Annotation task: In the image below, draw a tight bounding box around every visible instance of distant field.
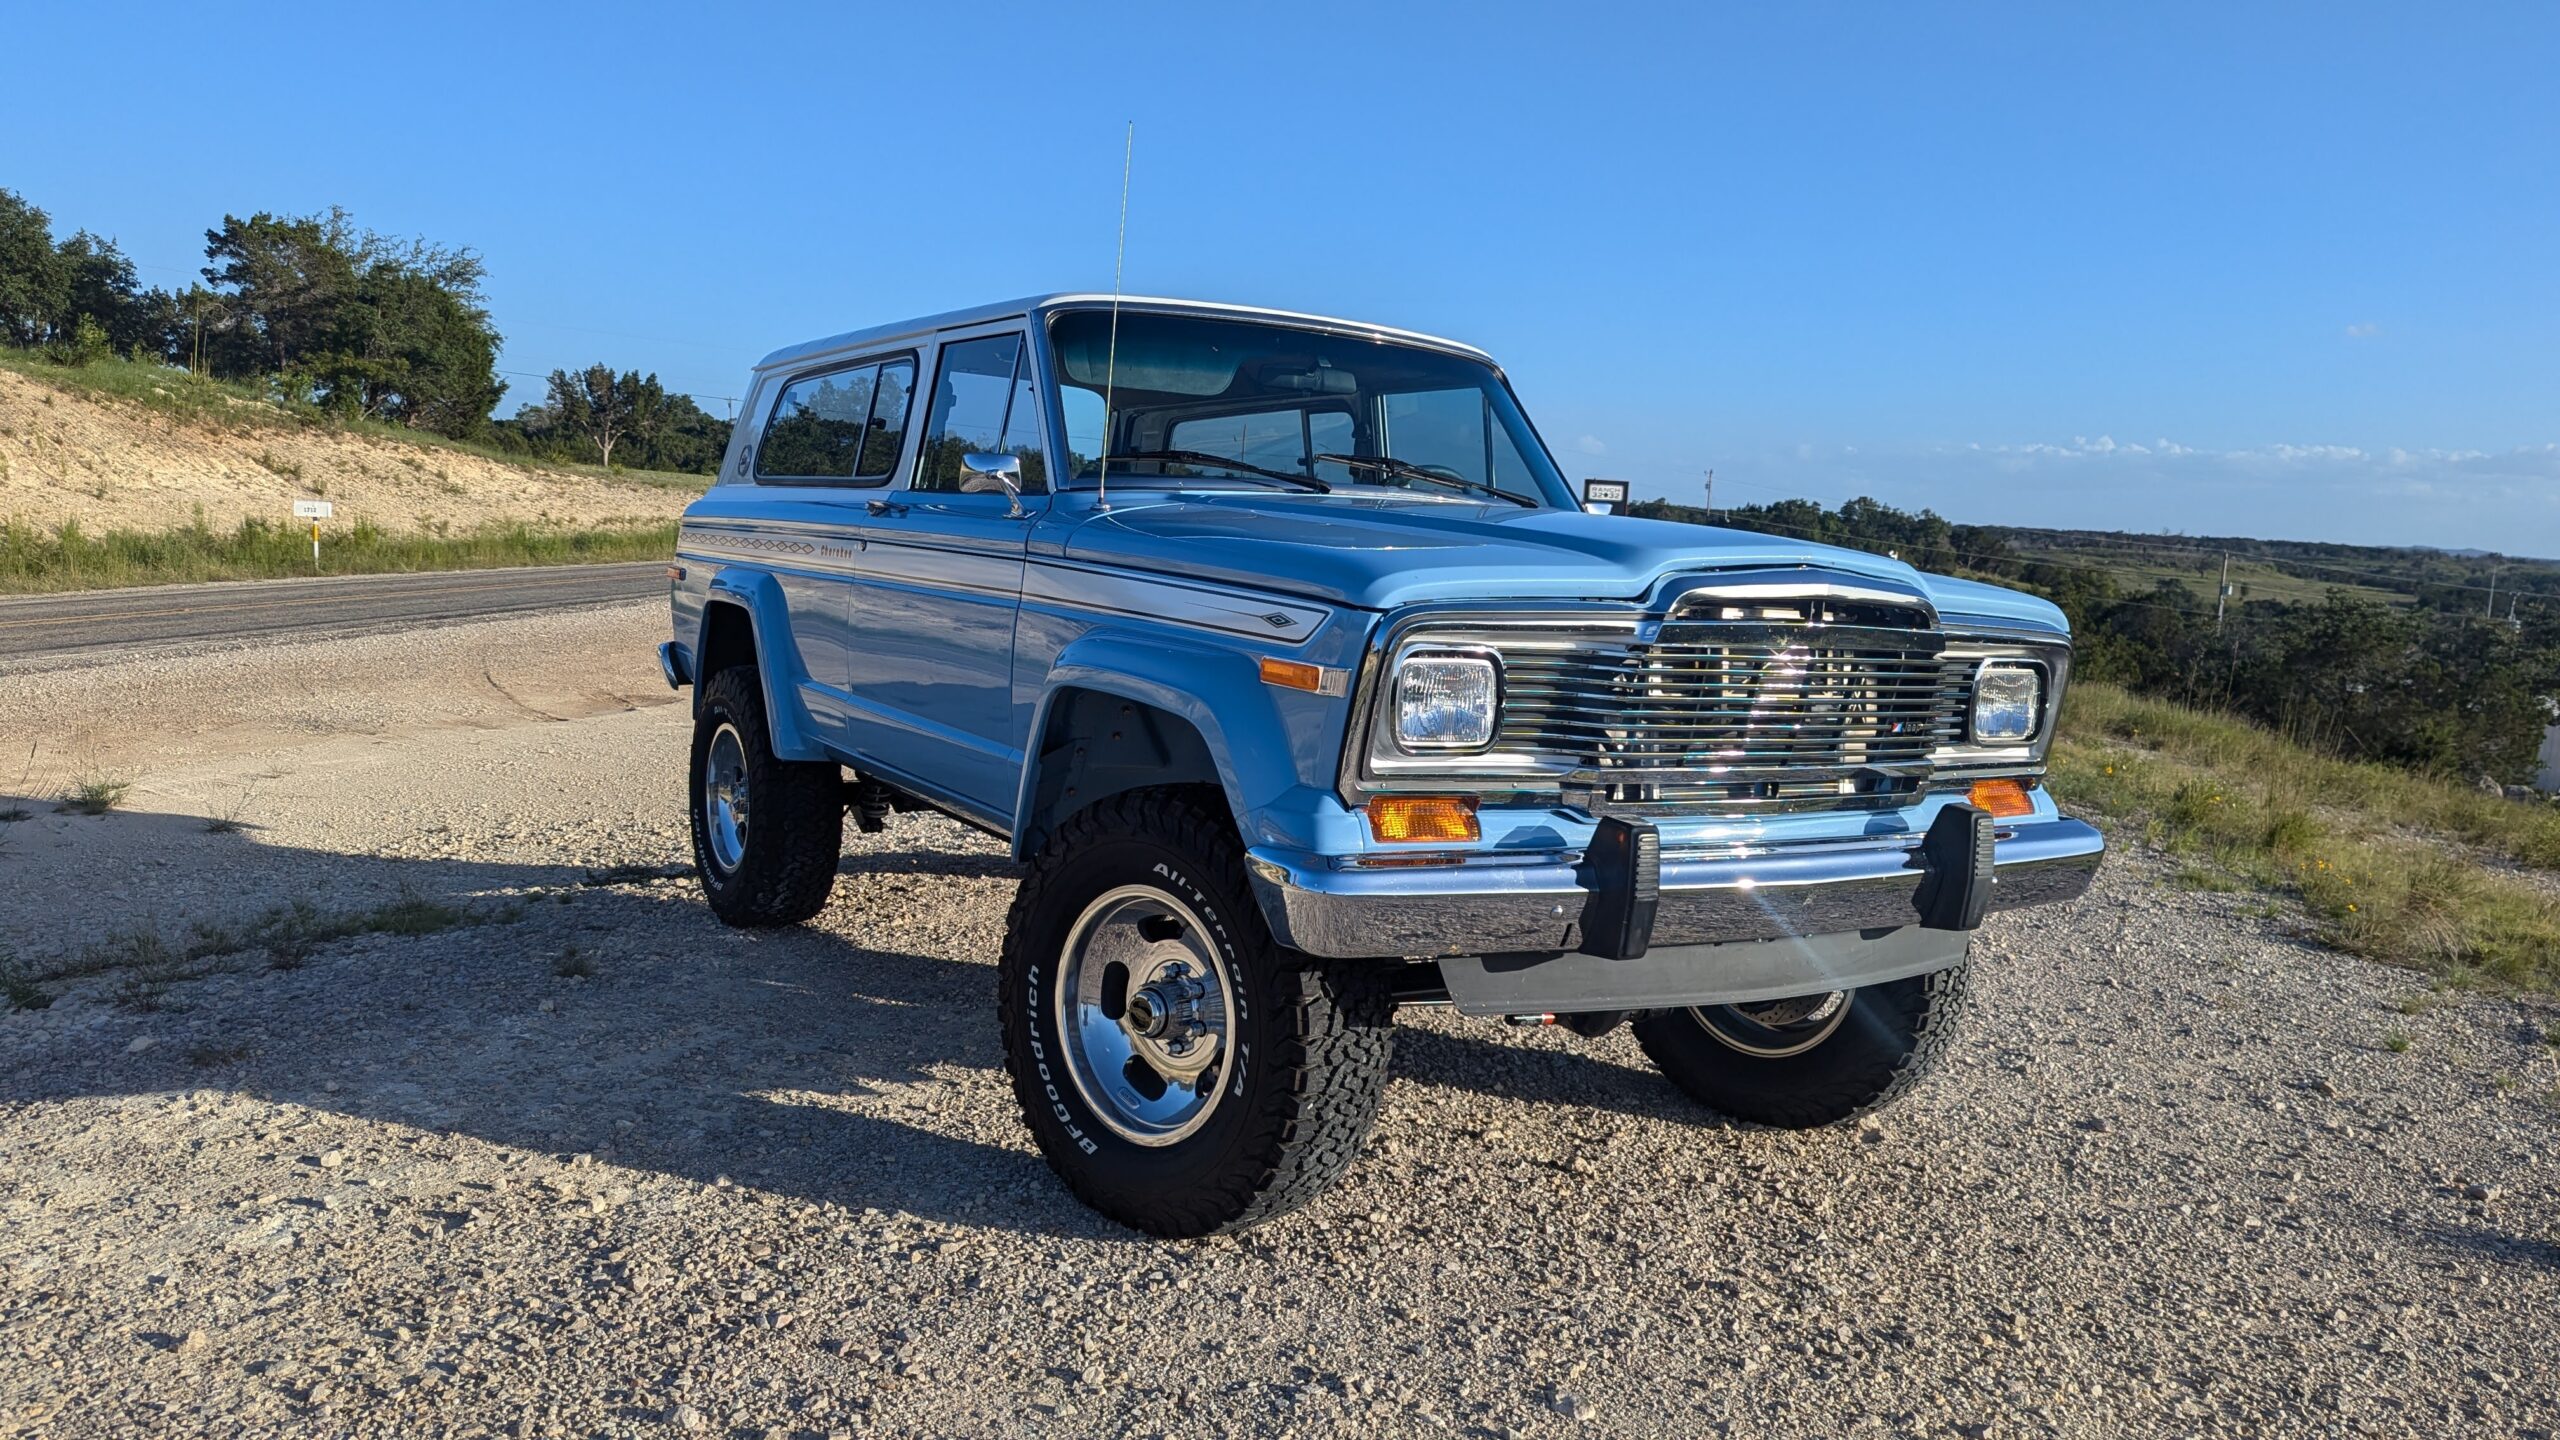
[2019,545,2414,608]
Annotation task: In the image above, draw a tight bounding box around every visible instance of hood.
[1058,494,2068,631]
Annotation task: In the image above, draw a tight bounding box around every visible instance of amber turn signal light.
[1259,656,1324,693]
[1366,795,1479,843]
[1967,778,2036,818]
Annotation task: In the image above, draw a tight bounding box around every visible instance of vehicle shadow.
[0,799,1698,1236]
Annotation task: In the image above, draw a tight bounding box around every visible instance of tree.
[55,231,140,348]
[549,364,637,468]
[195,206,504,434]
[0,189,67,348]
[201,210,360,373]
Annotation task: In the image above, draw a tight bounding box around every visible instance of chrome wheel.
[1055,885,1234,1146]
[1687,990,1852,1058]
[701,722,750,875]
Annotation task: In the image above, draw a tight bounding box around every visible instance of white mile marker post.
[293,498,333,567]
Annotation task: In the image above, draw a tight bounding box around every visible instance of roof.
[751,294,1495,374]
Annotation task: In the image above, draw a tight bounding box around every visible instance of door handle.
[866,499,908,517]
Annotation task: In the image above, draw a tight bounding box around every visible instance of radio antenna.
[1097,121,1134,511]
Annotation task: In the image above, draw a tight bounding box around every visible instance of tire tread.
[998,789,1392,1237]
[691,667,842,928]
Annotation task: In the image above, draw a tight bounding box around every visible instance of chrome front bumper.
[1244,816,2105,962]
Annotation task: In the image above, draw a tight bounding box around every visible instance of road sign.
[1582,478,1629,515]
[292,500,334,519]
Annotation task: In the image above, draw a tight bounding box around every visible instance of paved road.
[0,562,666,665]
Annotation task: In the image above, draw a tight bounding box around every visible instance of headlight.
[1971,663,2042,745]
[1395,652,1500,750]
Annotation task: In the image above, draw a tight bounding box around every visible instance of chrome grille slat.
[1478,616,1974,816]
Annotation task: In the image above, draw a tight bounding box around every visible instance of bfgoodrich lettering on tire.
[1632,954,1972,1128]
[688,666,843,928]
[998,789,1393,1238]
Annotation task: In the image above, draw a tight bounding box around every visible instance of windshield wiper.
[1100,450,1330,493]
[1311,454,1537,507]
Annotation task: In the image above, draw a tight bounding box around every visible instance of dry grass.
[57,774,133,815]
[31,891,522,1009]
[0,515,676,594]
[2051,683,2560,992]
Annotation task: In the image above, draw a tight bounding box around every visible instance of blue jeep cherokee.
[663,295,2103,1237]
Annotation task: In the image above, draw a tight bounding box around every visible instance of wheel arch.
[692,569,827,761]
[1013,683,1226,859]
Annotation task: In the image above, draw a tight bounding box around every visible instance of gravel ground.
[3,605,2556,1440]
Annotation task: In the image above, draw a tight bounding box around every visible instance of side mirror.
[960,452,1025,516]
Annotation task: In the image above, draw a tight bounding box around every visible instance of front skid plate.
[1436,925,1967,1017]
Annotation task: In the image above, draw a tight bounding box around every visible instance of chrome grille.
[1496,620,1970,815]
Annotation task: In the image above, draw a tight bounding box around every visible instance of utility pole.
[2214,554,2231,633]
[1703,468,1714,519]
[2486,565,2499,618]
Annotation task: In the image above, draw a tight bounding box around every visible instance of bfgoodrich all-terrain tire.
[1632,955,1972,1128]
[689,666,843,928]
[999,789,1394,1238]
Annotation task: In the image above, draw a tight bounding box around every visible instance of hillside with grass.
[0,354,698,591]
[2052,683,2560,992]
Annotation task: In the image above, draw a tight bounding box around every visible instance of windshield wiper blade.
[1311,453,1536,507]
[1102,450,1330,492]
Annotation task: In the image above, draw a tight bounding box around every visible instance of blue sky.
[5,1,2554,550]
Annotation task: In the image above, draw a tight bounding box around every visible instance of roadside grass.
[57,773,133,815]
[2051,682,2560,993]
[15,891,526,1011]
[0,514,676,594]
[0,349,703,494]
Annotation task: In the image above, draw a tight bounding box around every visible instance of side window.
[916,335,1024,493]
[1058,384,1106,476]
[859,358,914,479]
[755,365,877,481]
[1000,353,1047,492]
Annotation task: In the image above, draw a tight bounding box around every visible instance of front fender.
[700,567,827,762]
[1014,629,1350,859]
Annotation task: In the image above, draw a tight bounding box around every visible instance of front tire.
[999,790,1393,1238]
[688,666,843,928]
[1632,954,1972,1128]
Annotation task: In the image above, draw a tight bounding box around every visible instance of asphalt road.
[0,562,668,665]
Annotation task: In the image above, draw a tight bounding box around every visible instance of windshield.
[1044,309,1573,507]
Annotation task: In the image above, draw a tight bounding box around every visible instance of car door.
[733,353,917,747]
[841,327,1047,822]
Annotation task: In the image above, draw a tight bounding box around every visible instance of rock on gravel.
[2,605,2557,1439]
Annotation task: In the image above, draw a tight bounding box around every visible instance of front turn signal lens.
[1259,656,1324,692]
[1968,778,2036,818]
[1366,795,1479,843]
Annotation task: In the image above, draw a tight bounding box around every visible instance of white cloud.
[2344,322,2380,338]
[1575,434,1607,456]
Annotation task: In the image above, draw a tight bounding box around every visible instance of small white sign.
[293,500,334,519]
[1581,478,1629,514]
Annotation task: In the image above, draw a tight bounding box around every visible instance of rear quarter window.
[755,355,916,484]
